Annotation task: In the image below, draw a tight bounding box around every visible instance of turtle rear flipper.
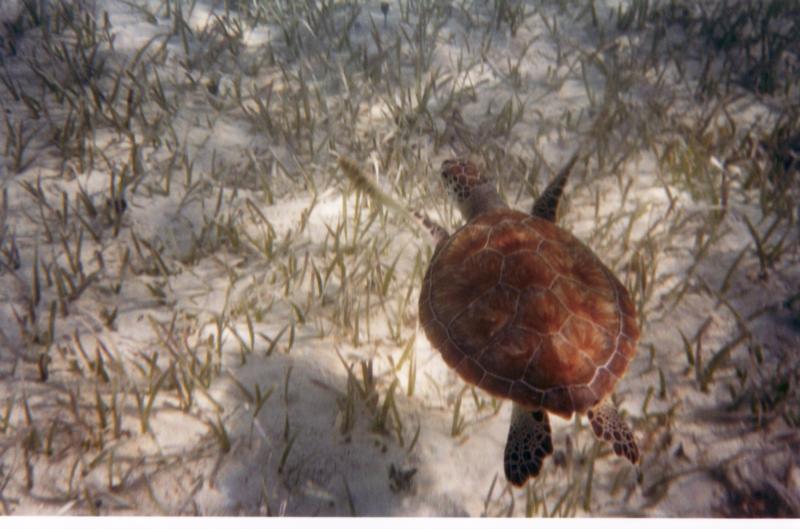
[504,404,553,486]
[587,402,639,464]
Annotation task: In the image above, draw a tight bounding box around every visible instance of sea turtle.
[417,156,640,487]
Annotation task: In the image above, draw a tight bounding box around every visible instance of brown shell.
[419,209,639,419]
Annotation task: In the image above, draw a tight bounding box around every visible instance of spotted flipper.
[504,404,553,487]
[587,402,639,464]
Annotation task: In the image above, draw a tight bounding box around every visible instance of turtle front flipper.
[413,211,449,247]
[587,402,639,464]
[504,404,553,487]
[530,152,580,222]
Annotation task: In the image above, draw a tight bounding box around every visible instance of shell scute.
[606,351,629,376]
[481,373,513,397]
[502,251,556,290]
[477,327,542,381]
[523,216,562,241]
[542,387,574,418]
[590,368,616,401]
[433,224,489,274]
[509,382,545,407]
[487,220,536,254]
[449,286,517,353]
[516,289,570,335]
[528,333,597,389]
[456,357,486,386]
[568,385,600,413]
[538,240,575,276]
[560,315,609,356]
[570,251,609,291]
[430,249,502,319]
[557,277,620,335]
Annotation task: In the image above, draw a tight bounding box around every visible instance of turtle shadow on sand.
[206,346,482,515]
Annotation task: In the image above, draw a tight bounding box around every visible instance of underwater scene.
[0,0,798,517]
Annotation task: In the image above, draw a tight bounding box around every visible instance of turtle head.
[440,159,506,220]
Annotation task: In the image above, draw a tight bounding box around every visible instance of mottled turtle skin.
[418,208,639,418]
